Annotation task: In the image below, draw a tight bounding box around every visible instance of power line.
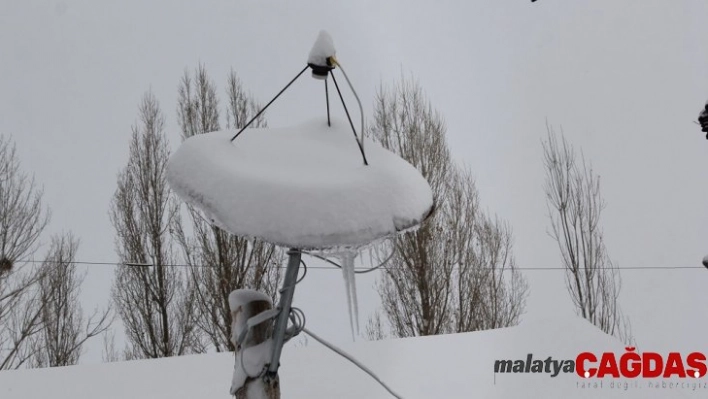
[13,258,706,271]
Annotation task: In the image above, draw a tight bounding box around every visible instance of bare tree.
[173,66,281,352]
[364,311,388,341]
[31,233,112,367]
[0,137,49,267]
[110,91,202,359]
[0,135,51,369]
[101,330,122,363]
[542,125,632,344]
[370,78,454,337]
[369,78,527,338]
[224,68,267,130]
[446,169,528,333]
[176,64,220,140]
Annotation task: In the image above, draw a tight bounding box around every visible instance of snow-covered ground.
[0,312,701,398]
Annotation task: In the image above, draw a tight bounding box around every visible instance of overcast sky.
[2,0,708,363]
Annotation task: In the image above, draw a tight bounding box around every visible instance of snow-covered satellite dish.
[169,31,421,397]
[167,118,433,250]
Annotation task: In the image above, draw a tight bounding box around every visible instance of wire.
[330,72,369,166]
[296,259,308,284]
[330,58,365,156]
[303,250,395,274]
[12,258,706,271]
[303,327,404,399]
[286,306,306,341]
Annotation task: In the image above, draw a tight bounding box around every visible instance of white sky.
[2,0,708,363]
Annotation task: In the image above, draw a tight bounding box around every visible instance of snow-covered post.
[229,290,279,399]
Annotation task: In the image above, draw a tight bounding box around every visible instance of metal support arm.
[264,248,302,382]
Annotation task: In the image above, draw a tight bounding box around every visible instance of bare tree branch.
[369,77,527,338]
[0,135,50,370]
[111,91,203,359]
[542,124,632,344]
[174,66,281,352]
[31,233,113,367]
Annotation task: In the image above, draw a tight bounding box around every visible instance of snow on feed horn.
[308,30,336,80]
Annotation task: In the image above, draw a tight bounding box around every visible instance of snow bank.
[167,118,434,250]
[0,314,698,398]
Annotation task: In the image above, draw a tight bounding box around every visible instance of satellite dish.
[166,30,432,398]
[167,118,433,250]
[167,29,433,251]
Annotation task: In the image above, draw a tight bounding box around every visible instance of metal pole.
[265,248,302,381]
[231,65,310,142]
[330,73,368,166]
[325,78,331,127]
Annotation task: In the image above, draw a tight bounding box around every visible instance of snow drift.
[0,314,700,398]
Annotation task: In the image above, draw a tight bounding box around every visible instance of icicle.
[338,250,359,341]
[348,251,360,336]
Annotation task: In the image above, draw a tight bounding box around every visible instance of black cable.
[302,250,394,274]
[296,259,308,284]
[230,65,310,142]
[330,72,369,165]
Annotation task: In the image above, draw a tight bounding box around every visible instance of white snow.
[230,339,273,396]
[228,289,273,349]
[228,289,272,313]
[307,30,336,67]
[167,118,434,251]
[0,312,700,398]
